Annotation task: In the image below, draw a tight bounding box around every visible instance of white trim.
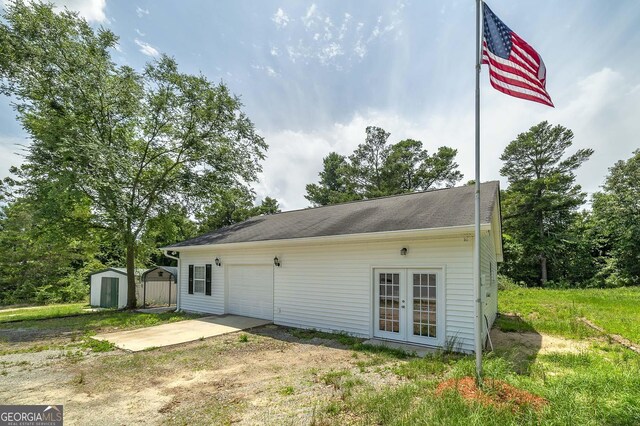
[193,265,206,294]
[372,266,446,347]
[163,224,493,252]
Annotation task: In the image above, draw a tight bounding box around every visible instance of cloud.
[254,67,640,210]
[272,8,290,29]
[0,0,109,22]
[0,137,28,180]
[135,28,146,37]
[134,39,159,57]
[270,46,279,56]
[301,4,317,29]
[274,2,405,69]
[136,6,149,17]
[251,64,279,77]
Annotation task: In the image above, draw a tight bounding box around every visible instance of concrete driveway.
[93,315,271,351]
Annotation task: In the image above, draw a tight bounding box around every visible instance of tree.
[305,152,360,206]
[499,121,593,286]
[591,150,640,286]
[347,126,390,198]
[0,195,101,303]
[304,127,463,206]
[196,188,280,233]
[382,140,462,194]
[0,2,267,307]
[255,196,281,215]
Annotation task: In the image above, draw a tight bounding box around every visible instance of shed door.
[100,277,119,308]
[228,265,273,320]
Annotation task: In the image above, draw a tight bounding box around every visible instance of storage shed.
[141,266,178,307]
[89,268,147,309]
[89,268,130,309]
[162,182,503,353]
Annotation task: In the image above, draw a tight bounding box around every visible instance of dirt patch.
[436,376,547,412]
[491,329,591,355]
[0,326,405,425]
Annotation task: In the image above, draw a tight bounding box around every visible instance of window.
[194,266,205,294]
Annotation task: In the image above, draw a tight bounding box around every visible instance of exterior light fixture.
[274,256,281,267]
[400,247,408,256]
[215,257,221,267]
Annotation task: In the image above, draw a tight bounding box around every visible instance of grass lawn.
[1,289,639,425]
[0,305,201,355]
[0,303,91,323]
[497,286,640,344]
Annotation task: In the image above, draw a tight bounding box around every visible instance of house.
[162,181,502,353]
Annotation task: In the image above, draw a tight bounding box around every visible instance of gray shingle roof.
[167,181,500,248]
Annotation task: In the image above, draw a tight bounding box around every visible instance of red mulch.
[436,377,547,412]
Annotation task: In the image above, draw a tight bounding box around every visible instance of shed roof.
[141,266,178,279]
[89,267,147,277]
[167,181,500,248]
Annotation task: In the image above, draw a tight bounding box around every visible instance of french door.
[374,268,443,346]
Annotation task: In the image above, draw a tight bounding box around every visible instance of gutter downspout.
[163,250,181,311]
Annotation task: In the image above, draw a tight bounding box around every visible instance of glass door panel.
[374,270,405,340]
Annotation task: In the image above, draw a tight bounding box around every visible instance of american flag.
[481,3,553,107]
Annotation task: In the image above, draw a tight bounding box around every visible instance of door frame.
[371,265,446,347]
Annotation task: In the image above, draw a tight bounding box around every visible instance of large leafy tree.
[305,127,463,206]
[591,150,640,286]
[500,121,593,286]
[0,2,267,307]
[0,193,102,303]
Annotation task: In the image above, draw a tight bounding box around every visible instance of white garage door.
[228,265,274,320]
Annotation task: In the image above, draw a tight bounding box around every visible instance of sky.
[1,0,639,211]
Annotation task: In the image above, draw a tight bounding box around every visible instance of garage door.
[228,265,274,320]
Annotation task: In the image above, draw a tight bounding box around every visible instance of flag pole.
[474,0,483,385]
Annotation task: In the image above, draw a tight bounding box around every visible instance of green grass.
[313,287,640,425]
[0,303,90,323]
[497,287,640,344]
[318,340,640,425]
[0,309,199,334]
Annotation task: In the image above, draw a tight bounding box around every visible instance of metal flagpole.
[474,0,483,385]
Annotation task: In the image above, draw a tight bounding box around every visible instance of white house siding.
[177,252,225,314]
[178,235,478,352]
[90,271,128,309]
[480,230,498,341]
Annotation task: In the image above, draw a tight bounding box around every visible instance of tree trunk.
[126,238,137,309]
[540,255,548,286]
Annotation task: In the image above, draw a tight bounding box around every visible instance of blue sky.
[1,0,639,210]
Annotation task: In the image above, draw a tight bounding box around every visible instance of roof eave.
[161,223,493,252]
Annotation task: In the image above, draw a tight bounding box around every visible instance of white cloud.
[251,64,279,77]
[136,6,149,17]
[270,46,279,56]
[277,2,405,69]
[302,4,317,29]
[272,8,290,29]
[135,28,146,37]
[0,137,28,180]
[60,0,107,22]
[254,68,640,210]
[1,0,109,22]
[134,39,159,57]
